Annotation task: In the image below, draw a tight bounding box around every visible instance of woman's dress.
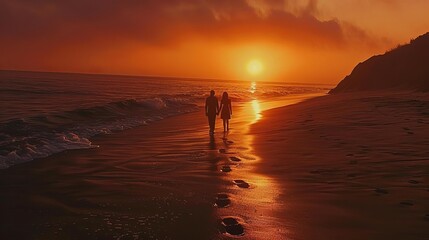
[221,99,231,120]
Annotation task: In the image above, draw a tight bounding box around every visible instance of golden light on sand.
[247,59,264,76]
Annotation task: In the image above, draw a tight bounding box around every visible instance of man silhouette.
[205,90,219,135]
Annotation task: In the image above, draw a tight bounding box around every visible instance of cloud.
[2,0,390,83]
[0,0,366,48]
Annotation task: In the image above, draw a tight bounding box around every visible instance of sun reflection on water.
[250,81,256,94]
[251,99,261,123]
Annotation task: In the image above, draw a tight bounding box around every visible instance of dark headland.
[330,32,429,93]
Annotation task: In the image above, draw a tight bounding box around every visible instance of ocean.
[0,70,329,169]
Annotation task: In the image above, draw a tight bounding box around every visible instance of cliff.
[330,32,429,93]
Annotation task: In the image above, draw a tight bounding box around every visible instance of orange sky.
[1,0,429,84]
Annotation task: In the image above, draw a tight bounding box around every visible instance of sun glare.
[247,59,264,76]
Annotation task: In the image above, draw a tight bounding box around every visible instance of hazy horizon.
[0,68,337,86]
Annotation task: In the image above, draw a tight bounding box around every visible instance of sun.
[247,59,264,76]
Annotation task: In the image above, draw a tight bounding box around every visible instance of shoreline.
[0,93,322,239]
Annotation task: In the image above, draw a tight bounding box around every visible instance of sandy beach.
[1,90,429,240]
[1,91,428,239]
[252,92,429,240]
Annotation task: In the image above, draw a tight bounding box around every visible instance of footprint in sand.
[233,180,250,188]
[400,201,414,206]
[229,156,241,162]
[219,149,226,154]
[221,165,232,172]
[374,188,389,194]
[402,127,414,134]
[349,160,358,165]
[221,217,244,236]
[408,180,420,184]
[215,194,231,208]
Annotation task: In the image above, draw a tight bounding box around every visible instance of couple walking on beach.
[205,90,232,135]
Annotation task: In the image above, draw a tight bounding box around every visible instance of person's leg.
[223,119,226,131]
[207,117,210,132]
[227,119,229,131]
[208,115,216,133]
[212,115,216,133]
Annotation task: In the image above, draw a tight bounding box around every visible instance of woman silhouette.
[219,92,232,132]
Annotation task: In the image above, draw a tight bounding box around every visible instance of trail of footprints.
[215,140,429,236]
[343,148,427,218]
[311,151,429,222]
[216,142,249,237]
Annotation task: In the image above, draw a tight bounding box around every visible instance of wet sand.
[252,92,429,240]
[0,111,221,239]
[0,93,321,239]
